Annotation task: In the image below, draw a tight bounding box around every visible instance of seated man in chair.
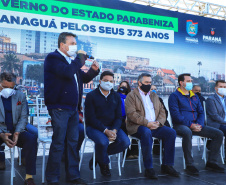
[169,73,224,175]
[0,72,38,185]
[206,80,226,163]
[85,71,130,176]
[125,73,179,179]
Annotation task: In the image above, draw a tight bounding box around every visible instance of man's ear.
[60,42,65,49]
[179,81,182,87]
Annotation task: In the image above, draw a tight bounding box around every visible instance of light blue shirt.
[57,49,79,95]
[216,93,226,121]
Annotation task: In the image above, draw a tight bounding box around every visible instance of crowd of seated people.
[0,71,225,185]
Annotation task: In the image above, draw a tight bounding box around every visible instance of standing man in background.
[44,32,99,185]
[192,85,206,108]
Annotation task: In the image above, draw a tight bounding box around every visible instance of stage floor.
[0,146,225,185]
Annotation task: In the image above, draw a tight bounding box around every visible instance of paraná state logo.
[210,28,215,36]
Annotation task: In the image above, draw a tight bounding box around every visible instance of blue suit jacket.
[206,93,226,128]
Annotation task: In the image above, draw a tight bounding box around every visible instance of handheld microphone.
[86,54,94,59]
[76,51,94,59]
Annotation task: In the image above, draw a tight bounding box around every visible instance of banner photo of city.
[0,0,225,99]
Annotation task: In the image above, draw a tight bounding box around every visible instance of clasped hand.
[190,124,202,132]
[147,121,160,130]
[0,132,19,148]
[104,129,117,141]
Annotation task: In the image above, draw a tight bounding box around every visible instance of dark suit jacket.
[206,93,226,128]
[44,49,99,111]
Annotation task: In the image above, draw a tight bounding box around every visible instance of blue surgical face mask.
[152,90,157,94]
[184,82,193,91]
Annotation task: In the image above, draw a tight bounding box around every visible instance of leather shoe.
[68,178,87,185]
[186,165,199,175]
[89,157,97,170]
[144,168,158,179]
[24,178,36,185]
[99,163,111,176]
[0,161,5,170]
[206,162,225,173]
[161,165,180,177]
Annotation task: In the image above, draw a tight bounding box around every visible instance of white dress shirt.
[138,87,156,122]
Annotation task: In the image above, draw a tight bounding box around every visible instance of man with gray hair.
[125,73,179,179]
[0,72,37,185]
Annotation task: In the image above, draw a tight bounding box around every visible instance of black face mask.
[196,92,201,97]
[140,83,151,93]
[118,86,128,94]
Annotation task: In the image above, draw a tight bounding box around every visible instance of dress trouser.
[174,125,223,166]
[45,109,80,183]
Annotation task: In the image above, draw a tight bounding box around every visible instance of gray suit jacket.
[0,90,28,133]
[206,93,226,128]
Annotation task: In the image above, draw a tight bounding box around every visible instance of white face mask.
[0,85,15,99]
[67,45,77,57]
[100,81,114,91]
[218,88,226,96]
